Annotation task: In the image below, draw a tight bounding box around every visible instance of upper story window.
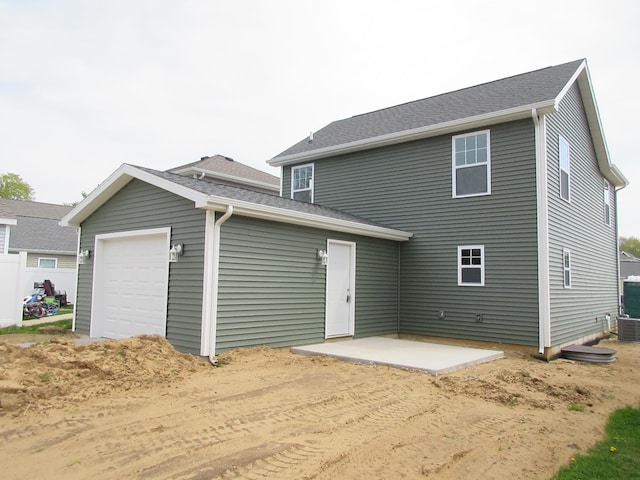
[458,245,485,286]
[603,180,611,226]
[559,136,570,202]
[562,249,572,288]
[452,130,491,198]
[291,164,314,203]
[38,257,57,268]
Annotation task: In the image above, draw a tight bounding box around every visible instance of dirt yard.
[1,334,639,480]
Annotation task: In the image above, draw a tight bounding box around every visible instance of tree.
[0,172,35,201]
[64,191,88,207]
[620,236,640,258]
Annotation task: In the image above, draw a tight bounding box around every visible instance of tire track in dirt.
[187,383,441,479]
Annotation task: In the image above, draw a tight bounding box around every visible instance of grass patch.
[552,406,640,479]
[0,318,72,335]
[568,403,585,412]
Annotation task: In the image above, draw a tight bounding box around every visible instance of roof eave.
[268,101,557,167]
[60,164,211,227]
[560,62,628,188]
[203,197,413,241]
[60,164,412,241]
[9,248,77,255]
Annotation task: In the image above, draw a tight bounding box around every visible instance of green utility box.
[623,280,640,318]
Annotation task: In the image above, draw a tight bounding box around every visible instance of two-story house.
[64,59,626,359]
[269,58,627,356]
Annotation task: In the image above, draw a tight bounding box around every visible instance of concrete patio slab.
[291,337,504,376]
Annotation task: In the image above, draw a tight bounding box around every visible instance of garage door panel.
[92,231,169,339]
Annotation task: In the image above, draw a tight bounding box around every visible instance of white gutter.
[268,100,557,167]
[8,248,77,255]
[207,205,233,365]
[533,109,552,354]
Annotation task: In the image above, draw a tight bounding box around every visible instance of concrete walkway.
[22,313,73,326]
[291,337,504,376]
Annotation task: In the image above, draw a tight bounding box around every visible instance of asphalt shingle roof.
[168,154,279,187]
[137,166,391,229]
[0,199,78,253]
[9,216,78,253]
[274,59,584,158]
[0,199,73,219]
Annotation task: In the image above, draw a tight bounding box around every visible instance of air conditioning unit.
[618,316,640,342]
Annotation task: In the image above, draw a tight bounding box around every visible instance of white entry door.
[91,228,170,339]
[325,240,355,338]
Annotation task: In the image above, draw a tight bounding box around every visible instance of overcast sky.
[1,0,638,237]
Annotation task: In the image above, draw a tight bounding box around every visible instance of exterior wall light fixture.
[317,249,329,266]
[78,249,91,265]
[169,244,184,263]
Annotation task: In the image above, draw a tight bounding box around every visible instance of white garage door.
[91,229,170,339]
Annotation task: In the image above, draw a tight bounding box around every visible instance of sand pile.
[0,335,206,413]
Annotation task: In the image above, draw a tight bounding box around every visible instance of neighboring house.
[0,199,79,302]
[0,201,18,254]
[167,154,280,194]
[269,59,627,357]
[63,59,626,359]
[1,199,77,268]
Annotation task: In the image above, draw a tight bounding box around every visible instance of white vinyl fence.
[0,252,27,327]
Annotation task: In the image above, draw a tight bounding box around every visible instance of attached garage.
[91,228,170,339]
[62,164,412,356]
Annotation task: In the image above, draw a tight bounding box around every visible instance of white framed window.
[603,180,611,226]
[562,249,572,288]
[458,245,485,286]
[559,136,570,202]
[38,257,57,268]
[452,130,491,198]
[291,164,314,202]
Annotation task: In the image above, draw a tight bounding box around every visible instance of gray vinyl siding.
[216,215,399,352]
[76,179,206,354]
[545,83,619,346]
[283,119,540,345]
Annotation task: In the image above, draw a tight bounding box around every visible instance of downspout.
[532,108,552,354]
[397,242,401,334]
[72,226,82,333]
[614,184,626,318]
[208,205,234,366]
